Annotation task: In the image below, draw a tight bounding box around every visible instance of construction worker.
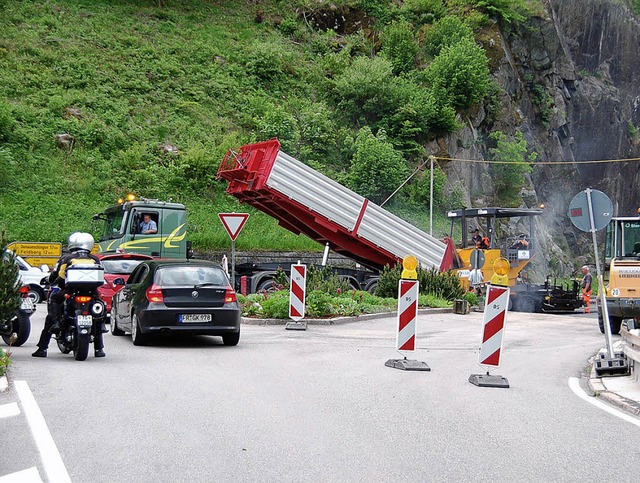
[581,265,592,314]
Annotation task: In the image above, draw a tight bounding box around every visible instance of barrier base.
[594,351,629,376]
[469,373,509,388]
[285,321,307,331]
[385,358,431,371]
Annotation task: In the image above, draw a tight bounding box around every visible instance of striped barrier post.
[469,283,510,388]
[286,263,307,331]
[385,255,430,371]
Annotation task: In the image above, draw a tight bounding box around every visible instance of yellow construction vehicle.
[447,207,582,313]
[598,208,640,334]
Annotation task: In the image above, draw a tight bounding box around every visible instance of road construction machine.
[598,209,640,334]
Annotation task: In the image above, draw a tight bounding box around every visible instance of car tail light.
[19,286,29,297]
[146,284,164,303]
[224,288,237,303]
[75,295,93,303]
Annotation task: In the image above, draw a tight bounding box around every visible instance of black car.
[110,259,241,346]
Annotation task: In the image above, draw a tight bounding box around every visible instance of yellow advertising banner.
[7,242,63,258]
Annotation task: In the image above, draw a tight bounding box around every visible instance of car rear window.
[101,259,147,274]
[155,266,227,286]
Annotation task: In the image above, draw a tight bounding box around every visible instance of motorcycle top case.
[65,264,105,289]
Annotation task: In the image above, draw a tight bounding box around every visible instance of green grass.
[0,0,525,252]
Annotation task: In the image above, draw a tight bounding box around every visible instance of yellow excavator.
[599,208,640,334]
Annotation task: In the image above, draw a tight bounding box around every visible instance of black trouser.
[37,289,104,351]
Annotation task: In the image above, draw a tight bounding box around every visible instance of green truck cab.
[92,198,189,258]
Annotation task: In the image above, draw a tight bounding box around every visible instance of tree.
[380,20,419,75]
[426,37,490,110]
[489,131,536,206]
[0,245,20,327]
[425,15,474,57]
[346,127,408,204]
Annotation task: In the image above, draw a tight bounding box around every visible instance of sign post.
[286,263,307,331]
[469,257,511,388]
[385,255,430,371]
[6,241,62,268]
[218,213,250,288]
[568,189,626,375]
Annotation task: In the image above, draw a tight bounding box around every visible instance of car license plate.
[20,298,34,311]
[77,315,93,327]
[180,314,212,323]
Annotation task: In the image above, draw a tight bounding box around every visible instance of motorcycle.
[46,264,107,361]
[1,285,35,347]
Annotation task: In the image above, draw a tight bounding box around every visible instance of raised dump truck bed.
[217,139,447,271]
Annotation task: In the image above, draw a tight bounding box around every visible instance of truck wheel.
[257,279,277,292]
[610,317,622,335]
[598,313,622,335]
[365,280,379,295]
[598,312,605,333]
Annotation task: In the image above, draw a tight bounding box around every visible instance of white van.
[4,251,51,304]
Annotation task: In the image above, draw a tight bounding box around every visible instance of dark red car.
[97,253,154,317]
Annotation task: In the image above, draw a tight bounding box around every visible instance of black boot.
[94,349,106,357]
[32,348,47,358]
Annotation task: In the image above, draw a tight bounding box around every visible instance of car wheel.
[131,313,148,346]
[110,308,125,336]
[223,331,240,346]
[27,286,42,304]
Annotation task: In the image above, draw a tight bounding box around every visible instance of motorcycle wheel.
[73,333,90,361]
[1,312,31,346]
[56,337,71,354]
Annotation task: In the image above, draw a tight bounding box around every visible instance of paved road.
[1,308,639,482]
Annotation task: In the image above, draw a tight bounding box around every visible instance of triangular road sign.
[218,213,250,241]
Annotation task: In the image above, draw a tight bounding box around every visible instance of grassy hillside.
[0,0,534,251]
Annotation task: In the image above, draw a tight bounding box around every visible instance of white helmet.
[68,232,94,252]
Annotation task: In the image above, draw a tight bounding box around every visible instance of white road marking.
[0,402,20,418]
[568,377,640,428]
[0,466,42,482]
[14,381,72,483]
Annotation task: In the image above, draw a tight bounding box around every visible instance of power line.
[432,156,640,165]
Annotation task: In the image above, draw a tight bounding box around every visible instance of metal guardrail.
[621,323,640,382]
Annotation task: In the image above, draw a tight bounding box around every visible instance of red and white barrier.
[478,284,510,367]
[396,280,419,351]
[289,264,306,321]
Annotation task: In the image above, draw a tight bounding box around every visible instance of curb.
[241,307,453,326]
[587,361,640,416]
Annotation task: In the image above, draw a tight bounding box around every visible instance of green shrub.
[346,126,408,204]
[376,264,465,301]
[463,290,478,306]
[425,15,474,57]
[489,130,536,206]
[470,0,530,24]
[0,348,11,377]
[0,248,21,327]
[380,20,419,75]
[426,37,490,110]
[258,290,290,319]
[400,0,446,24]
[305,290,336,317]
[307,265,352,294]
[333,56,397,124]
[419,267,465,300]
[418,292,451,308]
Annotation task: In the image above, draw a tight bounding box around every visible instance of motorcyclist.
[32,232,106,358]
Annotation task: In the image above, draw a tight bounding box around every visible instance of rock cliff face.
[436,0,640,277]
